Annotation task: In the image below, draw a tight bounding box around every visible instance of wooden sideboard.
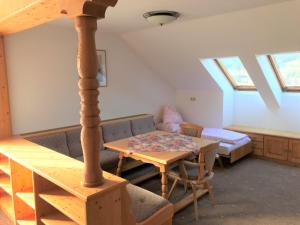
[226,125,300,165]
[0,137,134,225]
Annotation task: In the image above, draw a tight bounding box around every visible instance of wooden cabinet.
[288,139,300,164]
[246,133,264,156]
[227,125,300,166]
[264,136,289,160]
[0,138,129,225]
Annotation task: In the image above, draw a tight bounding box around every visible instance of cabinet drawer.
[253,148,263,156]
[253,141,263,149]
[247,133,264,142]
[288,139,300,164]
[264,136,288,160]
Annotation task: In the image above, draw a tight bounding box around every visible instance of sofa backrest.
[130,116,155,136]
[66,128,82,158]
[102,120,133,143]
[27,132,70,156]
[66,127,105,158]
[24,114,155,156]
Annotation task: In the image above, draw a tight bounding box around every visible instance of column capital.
[59,0,118,18]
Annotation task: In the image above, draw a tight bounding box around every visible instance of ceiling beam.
[240,54,281,110]
[0,0,117,35]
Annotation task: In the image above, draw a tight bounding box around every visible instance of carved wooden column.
[75,16,102,187]
[60,0,118,187]
[0,36,12,139]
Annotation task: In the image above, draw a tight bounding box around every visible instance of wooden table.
[104,131,218,211]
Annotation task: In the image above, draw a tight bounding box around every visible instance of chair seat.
[126,184,170,223]
[169,166,210,180]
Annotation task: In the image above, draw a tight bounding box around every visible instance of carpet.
[1,157,300,225]
[140,157,300,225]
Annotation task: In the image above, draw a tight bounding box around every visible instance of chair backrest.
[180,123,203,138]
[198,142,219,180]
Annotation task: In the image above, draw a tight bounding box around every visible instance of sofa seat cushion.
[122,164,156,182]
[27,133,70,156]
[127,184,170,223]
[76,149,119,172]
[102,121,132,143]
[131,116,155,135]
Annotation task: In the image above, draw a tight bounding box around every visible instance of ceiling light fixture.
[143,10,180,26]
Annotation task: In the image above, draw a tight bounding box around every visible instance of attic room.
[0,0,300,225]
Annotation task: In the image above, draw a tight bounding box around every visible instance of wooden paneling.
[288,139,300,164]
[264,136,288,161]
[242,132,264,156]
[0,36,11,139]
[0,0,118,35]
[230,142,253,163]
[227,126,300,165]
[227,125,300,140]
[0,140,134,225]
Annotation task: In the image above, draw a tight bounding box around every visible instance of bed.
[156,121,253,164]
[201,128,253,163]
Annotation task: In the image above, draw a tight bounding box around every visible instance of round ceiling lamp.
[143,10,180,26]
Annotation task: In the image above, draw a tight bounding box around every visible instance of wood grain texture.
[264,136,289,161]
[0,36,11,139]
[41,212,79,225]
[0,137,127,201]
[75,16,103,187]
[226,125,300,140]
[104,131,218,165]
[39,189,85,225]
[10,160,35,223]
[0,0,118,35]
[230,142,253,163]
[288,139,300,164]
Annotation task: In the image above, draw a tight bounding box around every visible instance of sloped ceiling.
[121,0,300,93]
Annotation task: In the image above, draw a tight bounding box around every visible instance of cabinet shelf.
[0,174,12,195]
[41,212,79,225]
[0,159,10,175]
[0,193,14,221]
[17,220,36,225]
[16,192,35,209]
[39,189,85,225]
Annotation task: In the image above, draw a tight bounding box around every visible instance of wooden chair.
[181,122,224,168]
[167,142,219,221]
[180,123,204,137]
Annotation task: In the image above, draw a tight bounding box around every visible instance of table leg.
[160,166,168,199]
[116,153,124,176]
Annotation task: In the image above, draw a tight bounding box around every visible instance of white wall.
[176,89,223,127]
[234,92,300,132]
[122,0,300,132]
[5,24,175,134]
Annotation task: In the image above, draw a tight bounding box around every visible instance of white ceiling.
[50,0,292,33]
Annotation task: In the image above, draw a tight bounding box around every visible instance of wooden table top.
[104,131,218,165]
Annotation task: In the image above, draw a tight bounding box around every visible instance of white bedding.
[218,137,251,156]
[202,128,248,144]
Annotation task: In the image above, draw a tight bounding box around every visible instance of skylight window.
[214,57,256,90]
[268,52,300,92]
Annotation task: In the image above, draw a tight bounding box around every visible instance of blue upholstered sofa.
[25,114,155,173]
[24,114,174,224]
